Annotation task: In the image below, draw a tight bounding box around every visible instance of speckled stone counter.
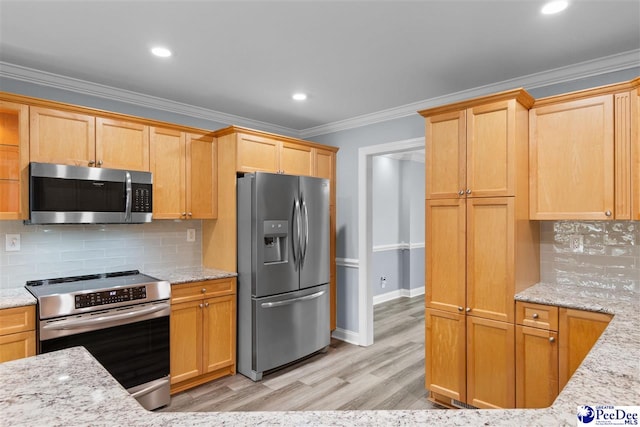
[146,267,237,285]
[0,287,36,309]
[0,282,637,426]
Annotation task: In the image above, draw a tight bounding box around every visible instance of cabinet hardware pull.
[97,160,103,166]
[88,160,95,166]
[458,190,465,196]
[199,303,204,308]
[532,313,539,319]
[549,337,555,343]
[201,288,206,293]
[188,212,192,217]
[181,212,187,217]
[458,306,464,312]
[466,189,471,194]
[605,210,612,217]
[466,307,471,312]
[205,302,209,307]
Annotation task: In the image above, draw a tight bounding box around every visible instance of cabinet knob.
[605,210,612,217]
[181,212,187,217]
[201,288,206,293]
[466,307,471,313]
[199,303,204,308]
[532,313,539,319]
[458,190,465,196]
[188,212,192,217]
[205,302,209,307]
[97,160,103,166]
[458,306,464,312]
[549,337,555,343]
[88,160,96,166]
[466,189,471,195]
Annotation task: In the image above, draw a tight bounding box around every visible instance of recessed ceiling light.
[541,1,569,15]
[151,47,172,58]
[292,93,308,101]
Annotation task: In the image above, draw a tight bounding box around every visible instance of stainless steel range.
[25,270,171,410]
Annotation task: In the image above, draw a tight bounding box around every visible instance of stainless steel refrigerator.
[237,172,330,381]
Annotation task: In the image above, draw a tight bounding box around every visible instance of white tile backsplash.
[540,220,640,292]
[0,220,203,289]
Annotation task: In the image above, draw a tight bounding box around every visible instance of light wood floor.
[161,295,444,412]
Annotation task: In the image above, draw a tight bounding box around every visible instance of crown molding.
[300,49,640,138]
[0,61,299,137]
[2,49,638,140]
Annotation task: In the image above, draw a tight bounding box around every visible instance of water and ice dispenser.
[263,220,288,264]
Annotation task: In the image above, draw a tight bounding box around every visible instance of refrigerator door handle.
[292,198,301,268]
[260,290,326,308]
[301,198,309,266]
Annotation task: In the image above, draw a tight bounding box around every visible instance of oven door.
[39,301,170,407]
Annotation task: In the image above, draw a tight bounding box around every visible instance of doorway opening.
[357,137,424,346]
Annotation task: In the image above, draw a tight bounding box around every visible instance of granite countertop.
[0,268,237,310]
[1,282,638,426]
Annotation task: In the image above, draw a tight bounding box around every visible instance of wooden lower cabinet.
[0,305,36,363]
[170,278,236,394]
[515,325,558,408]
[425,308,515,409]
[559,308,612,389]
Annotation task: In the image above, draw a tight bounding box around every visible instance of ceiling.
[1,0,639,134]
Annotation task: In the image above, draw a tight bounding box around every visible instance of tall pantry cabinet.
[420,90,540,409]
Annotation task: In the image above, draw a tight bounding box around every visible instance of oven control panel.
[75,286,147,309]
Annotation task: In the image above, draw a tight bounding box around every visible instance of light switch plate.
[6,234,20,252]
[186,229,196,242]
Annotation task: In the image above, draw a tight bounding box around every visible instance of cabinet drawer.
[0,305,35,336]
[171,279,236,303]
[516,302,558,331]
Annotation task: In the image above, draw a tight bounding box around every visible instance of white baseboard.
[331,328,360,345]
[373,286,425,305]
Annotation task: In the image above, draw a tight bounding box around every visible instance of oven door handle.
[42,303,169,330]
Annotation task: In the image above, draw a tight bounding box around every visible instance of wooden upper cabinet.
[150,127,186,219]
[30,106,96,166]
[151,127,217,220]
[314,148,334,180]
[0,101,29,219]
[30,107,151,171]
[96,117,149,171]
[422,91,532,200]
[281,141,313,176]
[530,79,639,220]
[187,132,217,219]
[236,133,280,173]
[530,95,614,220]
[425,110,466,199]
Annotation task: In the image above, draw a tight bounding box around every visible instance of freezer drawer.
[250,284,329,380]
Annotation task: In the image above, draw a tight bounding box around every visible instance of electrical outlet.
[569,234,583,253]
[5,234,20,252]
[380,276,387,288]
[186,229,196,242]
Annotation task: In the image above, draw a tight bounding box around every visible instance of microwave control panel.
[132,183,152,213]
[75,286,147,309]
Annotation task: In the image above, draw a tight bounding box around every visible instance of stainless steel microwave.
[26,162,153,225]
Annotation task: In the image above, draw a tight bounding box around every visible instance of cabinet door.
[0,331,35,363]
[187,132,217,219]
[515,325,558,408]
[530,95,614,220]
[466,197,514,323]
[150,127,186,219]
[314,148,334,180]
[170,300,203,384]
[558,308,611,389]
[466,316,515,409]
[30,107,96,166]
[96,117,149,171]
[466,100,514,197]
[202,295,236,373]
[0,101,28,219]
[425,199,466,314]
[281,141,313,176]
[425,110,466,199]
[425,308,466,403]
[236,133,279,173]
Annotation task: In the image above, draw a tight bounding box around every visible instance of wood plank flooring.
[161,296,444,412]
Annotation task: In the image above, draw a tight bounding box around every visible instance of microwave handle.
[125,171,132,222]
